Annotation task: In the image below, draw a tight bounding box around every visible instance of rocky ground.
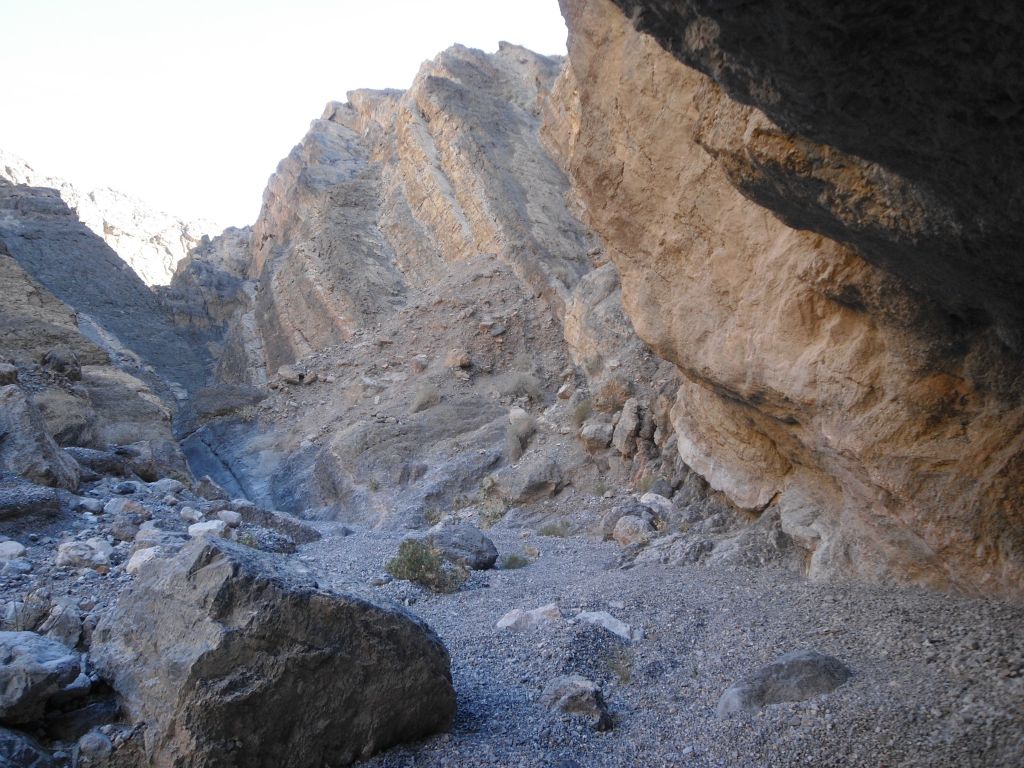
[301,510,1024,768]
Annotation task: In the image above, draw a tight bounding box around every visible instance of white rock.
[639,492,675,520]
[188,520,229,539]
[217,510,242,528]
[56,538,111,570]
[574,610,643,642]
[496,603,562,631]
[0,541,26,561]
[125,547,161,575]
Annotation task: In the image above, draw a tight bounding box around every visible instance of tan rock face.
[551,0,1024,594]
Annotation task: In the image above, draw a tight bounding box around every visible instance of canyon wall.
[0,150,212,286]
[548,0,1023,594]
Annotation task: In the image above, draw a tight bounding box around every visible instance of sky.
[0,0,568,230]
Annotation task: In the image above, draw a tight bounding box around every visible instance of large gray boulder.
[717,649,852,718]
[0,631,80,724]
[0,386,78,490]
[91,537,455,767]
[411,520,498,570]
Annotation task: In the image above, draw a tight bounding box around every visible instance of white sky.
[0,0,568,230]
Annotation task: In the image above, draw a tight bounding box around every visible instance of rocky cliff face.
[176,43,680,526]
[549,0,1023,594]
[0,150,212,286]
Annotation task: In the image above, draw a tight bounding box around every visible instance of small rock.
[195,475,229,501]
[411,521,498,570]
[612,515,655,547]
[0,363,18,385]
[496,603,562,631]
[611,398,641,456]
[77,729,113,762]
[188,520,229,539]
[148,478,184,495]
[277,364,303,384]
[216,510,242,528]
[540,675,612,731]
[574,611,642,643]
[74,497,104,514]
[2,559,32,576]
[39,601,81,648]
[717,649,852,719]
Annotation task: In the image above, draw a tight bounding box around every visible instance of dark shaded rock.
[0,726,53,767]
[0,475,59,523]
[194,474,228,501]
[62,448,129,478]
[0,631,80,724]
[610,0,1024,350]
[92,537,456,767]
[44,698,119,742]
[717,649,852,718]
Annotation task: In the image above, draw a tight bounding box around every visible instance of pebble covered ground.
[302,522,1024,768]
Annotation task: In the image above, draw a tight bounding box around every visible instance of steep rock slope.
[177,43,678,527]
[0,178,210,406]
[0,150,212,286]
[549,0,1023,594]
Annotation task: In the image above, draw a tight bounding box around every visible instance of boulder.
[639,492,674,521]
[491,455,564,505]
[0,386,78,490]
[124,547,161,576]
[412,521,497,570]
[216,509,241,528]
[91,537,455,767]
[0,631,80,724]
[0,541,26,561]
[599,499,647,540]
[612,515,655,547]
[579,421,613,452]
[540,675,613,731]
[0,726,53,767]
[717,649,852,719]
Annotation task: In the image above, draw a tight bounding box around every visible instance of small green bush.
[386,539,466,593]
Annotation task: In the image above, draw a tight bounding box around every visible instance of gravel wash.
[300,523,1024,768]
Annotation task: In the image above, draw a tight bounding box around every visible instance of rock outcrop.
[548,0,1024,595]
[0,150,212,286]
[92,537,456,767]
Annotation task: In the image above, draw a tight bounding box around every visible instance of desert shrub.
[411,381,440,413]
[538,520,571,538]
[385,539,466,593]
[504,413,537,462]
[499,553,530,570]
[493,371,542,401]
[570,398,593,428]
